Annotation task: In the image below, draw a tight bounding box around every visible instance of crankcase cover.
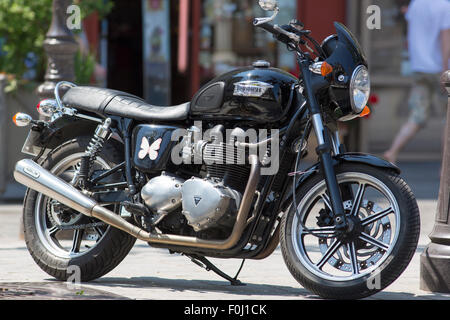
[141,173,184,214]
[181,178,240,232]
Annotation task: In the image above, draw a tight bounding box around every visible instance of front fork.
[311,113,348,231]
[297,55,349,231]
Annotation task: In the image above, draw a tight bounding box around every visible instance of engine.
[140,125,250,234]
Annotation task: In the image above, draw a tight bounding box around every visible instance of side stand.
[186,254,246,286]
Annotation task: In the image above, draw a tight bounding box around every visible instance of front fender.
[334,152,400,174]
[280,152,399,212]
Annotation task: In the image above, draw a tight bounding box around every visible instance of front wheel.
[280,163,420,299]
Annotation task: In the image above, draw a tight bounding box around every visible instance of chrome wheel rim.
[35,153,111,259]
[291,172,400,281]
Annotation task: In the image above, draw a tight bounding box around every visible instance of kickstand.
[186,254,246,286]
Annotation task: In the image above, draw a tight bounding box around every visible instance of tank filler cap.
[252,60,271,68]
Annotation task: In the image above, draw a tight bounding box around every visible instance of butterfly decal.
[138,137,163,161]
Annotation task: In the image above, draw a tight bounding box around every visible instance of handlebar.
[254,19,325,59]
[254,20,283,38]
[254,20,306,47]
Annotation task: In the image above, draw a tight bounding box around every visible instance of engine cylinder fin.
[203,142,246,165]
[203,142,250,193]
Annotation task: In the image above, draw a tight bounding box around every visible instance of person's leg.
[383,121,421,163]
[384,74,430,164]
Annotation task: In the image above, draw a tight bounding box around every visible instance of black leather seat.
[62,86,190,121]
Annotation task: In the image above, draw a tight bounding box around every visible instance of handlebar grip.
[254,20,290,44]
[254,20,279,35]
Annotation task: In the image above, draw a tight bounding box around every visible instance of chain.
[46,198,106,231]
[55,221,106,231]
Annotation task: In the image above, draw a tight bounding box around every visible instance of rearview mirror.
[259,0,278,11]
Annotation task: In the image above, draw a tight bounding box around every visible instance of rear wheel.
[23,137,136,282]
[280,163,420,299]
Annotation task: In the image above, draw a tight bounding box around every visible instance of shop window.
[198,0,297,86]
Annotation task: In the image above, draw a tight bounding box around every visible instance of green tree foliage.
[0,0,113,91]
[74,50,95,85]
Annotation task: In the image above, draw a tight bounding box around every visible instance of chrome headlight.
[350,65,370,114]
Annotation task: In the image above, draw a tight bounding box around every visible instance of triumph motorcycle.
[12,0,420,299]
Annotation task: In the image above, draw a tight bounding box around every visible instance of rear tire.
[23,137,136,282]
[280,163,420,299]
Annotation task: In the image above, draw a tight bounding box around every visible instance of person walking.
[383,0,450,164]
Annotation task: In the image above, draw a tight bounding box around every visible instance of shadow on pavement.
[91,276,317,299]
[370,290,450,300]
[91,275,450,300]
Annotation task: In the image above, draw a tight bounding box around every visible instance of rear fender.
[37,115,99,149]
[27,115,124,161]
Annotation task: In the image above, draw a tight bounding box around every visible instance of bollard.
[420,70,450,293]
[36,0,78,101]
[0,74,6,195]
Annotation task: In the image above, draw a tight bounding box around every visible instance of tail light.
[37,99,58,117]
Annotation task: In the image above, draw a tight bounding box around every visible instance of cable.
[292,118,336,239]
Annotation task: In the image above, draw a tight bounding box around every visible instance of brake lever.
[289,19,305,31]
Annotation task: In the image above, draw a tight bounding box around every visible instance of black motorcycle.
[12,0,420,299]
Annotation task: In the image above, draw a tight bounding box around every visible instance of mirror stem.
[253,7,279,26]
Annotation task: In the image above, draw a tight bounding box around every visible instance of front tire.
[280,163,420,299]
[23,137,136,282]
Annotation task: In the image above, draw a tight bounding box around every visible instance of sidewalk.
[0,161,449,300]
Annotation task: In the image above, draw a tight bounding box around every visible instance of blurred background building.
[0,0,444,199]
[100,0,444,158]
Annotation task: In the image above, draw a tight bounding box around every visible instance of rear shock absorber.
[73,118,112,187]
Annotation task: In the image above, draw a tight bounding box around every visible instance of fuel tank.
[191,63,299,123]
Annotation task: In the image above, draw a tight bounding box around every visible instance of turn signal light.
[12,113,33,127]
[320,62,333,76]
[360,106,371,117]
[309,61,334,77]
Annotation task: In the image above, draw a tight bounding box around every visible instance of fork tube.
[312,113,347,230]
[299,56,348,230]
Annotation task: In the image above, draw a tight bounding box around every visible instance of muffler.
[14,157,260,250]
[14,159,148,240]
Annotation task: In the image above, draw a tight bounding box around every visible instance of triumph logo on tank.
[233,81,274,98]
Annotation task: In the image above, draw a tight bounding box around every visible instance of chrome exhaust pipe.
[14,156,260,250]
[14,159,147,239]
